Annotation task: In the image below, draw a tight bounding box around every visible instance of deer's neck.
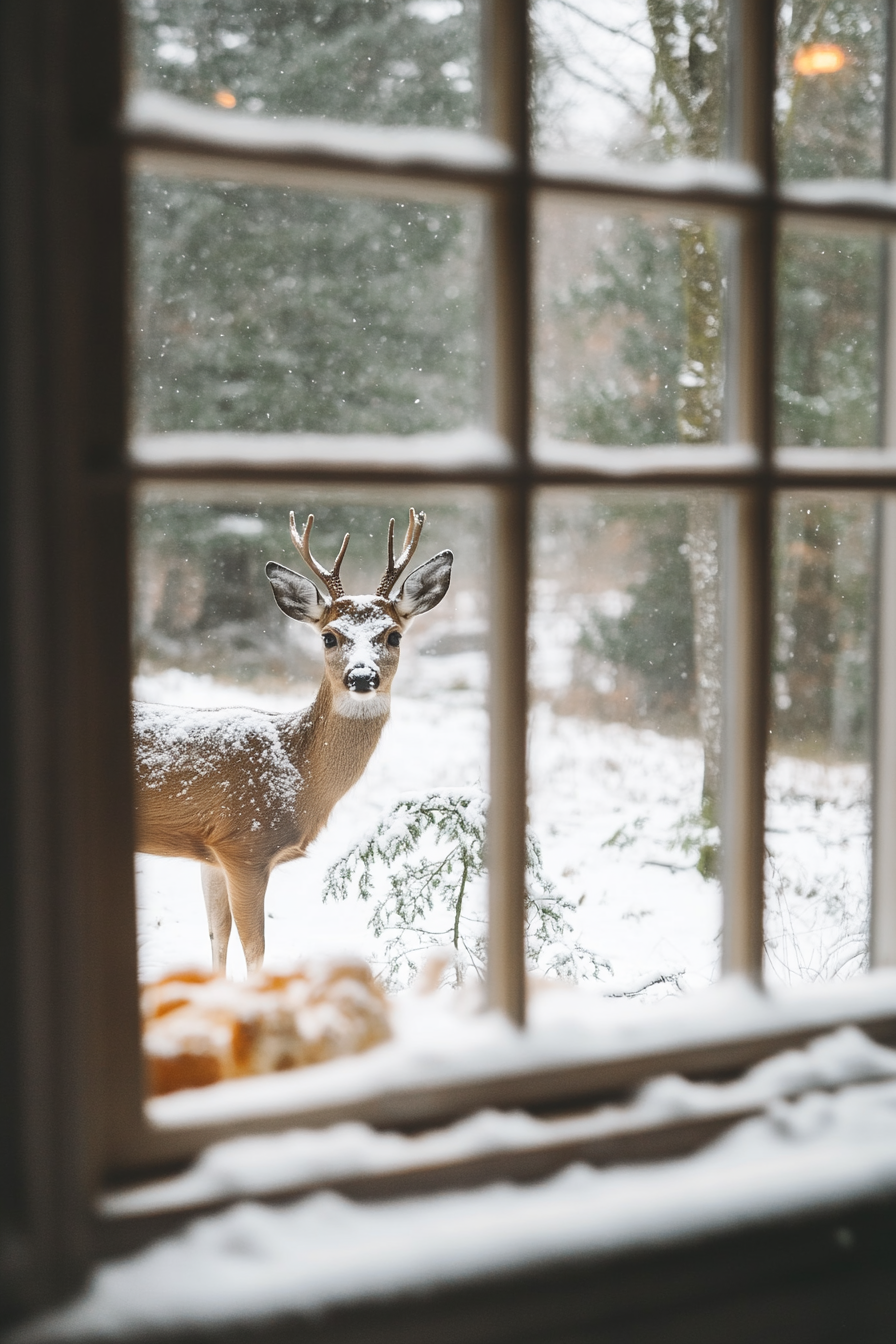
[289,680,390,835]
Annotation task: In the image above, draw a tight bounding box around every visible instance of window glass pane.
[131,175,484,442]
[133,487,490,1094]
[776,226,883,448]
[766,493,873,986]
[127,0,480,128]
[776,1,887,181]
[531,0,730,163]
[535,199,730,448]
[528,489,722,1000]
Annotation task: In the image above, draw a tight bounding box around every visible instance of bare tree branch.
[553,0,655,53]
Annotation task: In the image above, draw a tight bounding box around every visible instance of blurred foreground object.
[142,959,391,1096]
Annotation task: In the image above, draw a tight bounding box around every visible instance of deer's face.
[265,510,453,719]
[319,597,404,717]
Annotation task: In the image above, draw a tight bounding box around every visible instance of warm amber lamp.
[793,43,847,76]
[214,89,238,108]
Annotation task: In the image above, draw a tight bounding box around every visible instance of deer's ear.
[394,550,453,620]
[265,562,329,625]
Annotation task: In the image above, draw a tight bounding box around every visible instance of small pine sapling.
[323,788,609,989]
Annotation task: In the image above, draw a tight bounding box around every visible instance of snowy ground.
[133,657,870,1001]
[765,754,870,984]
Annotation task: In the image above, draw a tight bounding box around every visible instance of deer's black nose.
[346,668,380,693]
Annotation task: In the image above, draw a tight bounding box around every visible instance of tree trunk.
[676,220,724,817]
[646,1,727,821]
[685,495,722,814]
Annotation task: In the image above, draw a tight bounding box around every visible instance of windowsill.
[125,90,515,178]
[101,1011,896,1232]
[27,1017,896,1342]
[129,428,513,476]
[135,972,896,1164]
[532,438,760,479]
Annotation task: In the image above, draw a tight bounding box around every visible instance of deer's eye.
[387,630,402,648]
[322,631,338,649]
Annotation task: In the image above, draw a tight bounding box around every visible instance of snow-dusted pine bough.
[323,787,610,990]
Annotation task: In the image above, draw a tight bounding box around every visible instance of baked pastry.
[142,960,390,1096]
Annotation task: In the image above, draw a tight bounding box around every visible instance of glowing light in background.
[793,44,847,76]
[214,90,238,108]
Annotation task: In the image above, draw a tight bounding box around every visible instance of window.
[6,0,896,1310]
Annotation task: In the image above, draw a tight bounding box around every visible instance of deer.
[133,509,452,974]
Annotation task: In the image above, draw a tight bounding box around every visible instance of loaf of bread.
[142,960,391,1096]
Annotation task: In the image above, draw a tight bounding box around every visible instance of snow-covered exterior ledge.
[125,90,514,182]
[142,974,896,1141]
[130,433,768,484]
[103,1026,896,1221]
[535,151,763,203]
[129,428,514,476]
[14,1028,896,1342]
[781,176,896,217]
[775,446,896,478]
[533,438,761,479]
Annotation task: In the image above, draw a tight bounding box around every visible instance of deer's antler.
[377,508,426,598]
[289,512,350,601]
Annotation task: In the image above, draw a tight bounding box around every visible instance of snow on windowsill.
[775,446,896,474]
[125,91,514,176]
[144,971,896,1132]
[533,438,761,476]
[535,151,763,198]
[130,428,513,473]
[16,1029,896,1341]
[781,177,896,212]
[104,1024,896,1219]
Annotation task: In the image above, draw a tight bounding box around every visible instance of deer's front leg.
[222,862,269,974]
[201,863,231,974]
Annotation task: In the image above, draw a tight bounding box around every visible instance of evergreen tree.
[324,788,610,988]
[777,230,882,449]
[132,179,482,436]
[772,496,873,758]
[579,498,695,725]
[559,215,685,447]
[129,2,483,433]
[129,0,480,126]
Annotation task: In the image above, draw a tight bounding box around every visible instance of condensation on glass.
[765,492,874,986]
[132,484,491,992]
[126,0,481,128]
[530,0,730,163]
[527,488,723,999]
[776,225,884,448]
[776,1,888,181]
[130,175,484,441]
[534,198,731,449]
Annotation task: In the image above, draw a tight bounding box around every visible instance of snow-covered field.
[133,656,870,1000]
